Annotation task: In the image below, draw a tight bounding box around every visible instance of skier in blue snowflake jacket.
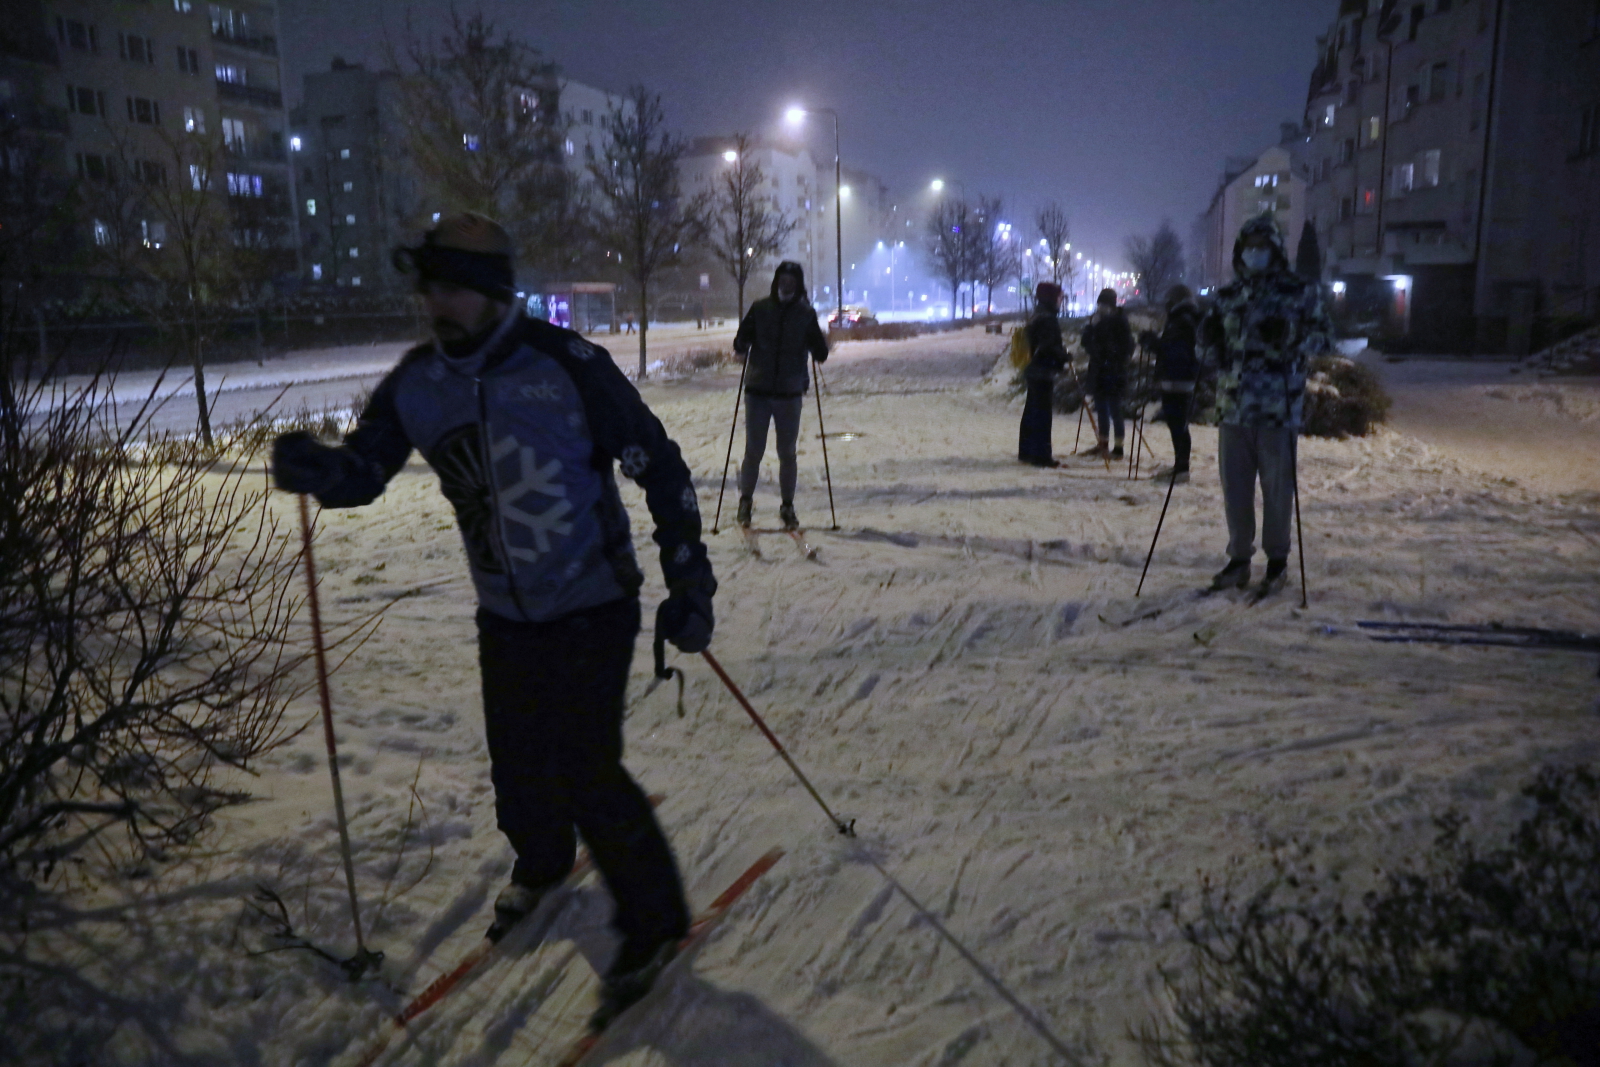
[270,213,711,1030]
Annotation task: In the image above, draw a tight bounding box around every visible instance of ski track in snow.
[8,329,1600,1066]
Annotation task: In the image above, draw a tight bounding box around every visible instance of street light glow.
[930,178,944,192]
[840,185,851,198]
[784,105,807,125]
[722,149,738,163]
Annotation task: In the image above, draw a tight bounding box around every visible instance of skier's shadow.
[548,884,838,1067]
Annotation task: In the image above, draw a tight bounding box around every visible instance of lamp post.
[930,178,967,316]
[786,105,842,317]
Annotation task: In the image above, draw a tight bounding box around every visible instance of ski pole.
[1293,434,1308,609]
[700,649,854,837]
[812,358,839,530]
[1136,391,1193,597]
[710,346,751,533]
[298,495,382,980]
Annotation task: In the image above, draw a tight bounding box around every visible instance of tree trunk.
[737,278,745,323]
[636,280,648,380]
[191,297,211,446]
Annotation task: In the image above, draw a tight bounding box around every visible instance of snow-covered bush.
[1302,354,1390,438]
[1138,765,1600,1067]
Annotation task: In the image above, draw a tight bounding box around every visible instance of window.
[176,46,199,74]
[305,197,316,216]
[1391,162,1415,196]
[211,5,250,38]
[335,147,348,159]
[183,105,205,133]
[1346,80,1360,105]
[190,163,207,190]
[221,116,245,150]
[75,153,110,182]
[348,247,359,258]
[215,64,244,84]
[119,33,155,63]
[1409,4,1425,41]
[1254,173,1280,188]
[1437,0,1452,10]
[67,86,108,117]
[1422,149,1441,187]
[174,0,193,12]
[1360,187,1377,214]
[584,142,595,162]
[1340,196,1353,220]
[1367,115,1382,144]
[126,97,161,125]
[1323,104,1337,127]
[141,219,166,247]
[1405,83,1421,113]
[1429,62,1449,102]
[581,109,593,124]
[341,180,353,192]
[350,276,361,287]
[344,213,355,224]
[564,138,575,156]
[1340,138,1355,163]
[92,219,111,246]
[1581,105,1600,157]
[226,171,263,197]
[462,133,479,151]
[135,159,166,185]
[311,263,323,280]
[57,19,97,53]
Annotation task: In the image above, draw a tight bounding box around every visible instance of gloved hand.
[656,580,714,654]
[271,431,340,496]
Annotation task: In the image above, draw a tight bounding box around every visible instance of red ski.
[551,848,784,1067]
[349,797,662,1067]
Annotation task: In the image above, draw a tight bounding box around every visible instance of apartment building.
[1,0,296,284]
[1302,0,1600,352]
[291,63,625,295]
[1196,131,1310,293]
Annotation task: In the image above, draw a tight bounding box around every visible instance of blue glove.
[271,431,340,496]
[656,581,714,654]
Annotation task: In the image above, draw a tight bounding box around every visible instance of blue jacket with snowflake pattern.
[306,308,713,623]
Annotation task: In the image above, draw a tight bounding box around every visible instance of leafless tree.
[588,86,708,378]
[924,196,976,322]
[390,5,588,278]
[1036,201,1073,289]
[971,196,1021,316]
[1125,220,1186,307]
[703,133,799,321]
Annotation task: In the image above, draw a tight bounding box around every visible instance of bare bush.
[0,372,310,879]
[1138,765,1600,1067]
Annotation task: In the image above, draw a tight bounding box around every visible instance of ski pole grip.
[650,631,685,718]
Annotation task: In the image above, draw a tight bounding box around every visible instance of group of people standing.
[1017,212,1332,597]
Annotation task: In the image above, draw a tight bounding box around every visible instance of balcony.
[225,141,288,164]
[216,81,283,109]
[212,28,278,56]
[2,103,70,135]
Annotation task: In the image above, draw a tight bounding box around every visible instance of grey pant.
[739,393,804,502]
[1218,423,1297,563]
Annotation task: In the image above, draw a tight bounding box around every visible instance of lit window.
[342,180,353,192]
[351,276,361,286]
[463,133,480,151]
[290,135,302,151]
[173,0,192,11]
[311,263,323,280]
[345,213,355,224]
[339,148,350,159]
[140,219,166,247]
[432,212,441,222]
[1368,116,1381,142]
[349,247,359,258]
[1423,149,1441,187]
[189,163,206,190]
[92,219,111,246]
[183,105,204,133]
[305,198,316,216]
[1324,104,1336,127]
[565,138,575,155]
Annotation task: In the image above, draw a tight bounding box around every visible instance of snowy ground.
[8,328,1600,1067]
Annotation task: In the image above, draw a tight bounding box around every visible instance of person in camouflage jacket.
[1198,213,1333,597]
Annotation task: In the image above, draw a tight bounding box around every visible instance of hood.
[1232,212,1290,279]
[770,261,808,302]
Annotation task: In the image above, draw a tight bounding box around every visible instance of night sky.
[278,0,1335,272]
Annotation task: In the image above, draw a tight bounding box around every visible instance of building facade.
[2,0,297,290]
[1302,0,1600,352]
[1196,135,1310,293]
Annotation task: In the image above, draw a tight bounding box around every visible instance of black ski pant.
[1093,390,1125,444]
[1018,374,1056,462]
[1158,389,1193,472]
[477,597,689,970]
[739,391,804,503]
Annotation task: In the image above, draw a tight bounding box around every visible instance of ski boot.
[779,501,799,531]
[1111,439,1125,460]
[1208,558,1251,593]
[735,495,753,528]
[1080,440,1110,460]
[1255,558,1289,599]
[589,940,679,1032]
[1149,465,1190,485]
[487,880,551,942]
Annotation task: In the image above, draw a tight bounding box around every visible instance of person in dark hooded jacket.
[731,261,829,529]
[1144,284,1201,483]
[1079,287,1134,459]
[1018,281,1067,466]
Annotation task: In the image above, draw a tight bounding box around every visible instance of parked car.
[827,306,879,329]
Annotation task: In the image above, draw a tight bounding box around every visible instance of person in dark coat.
[731,261,829,530]
[1079,287,1134,459]
[270,212,713,1032]
[1147,284,1201,483]
[1018,281,1067,467]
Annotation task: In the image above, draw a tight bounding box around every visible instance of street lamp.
[722,149,738,163]
[786,103,843,317]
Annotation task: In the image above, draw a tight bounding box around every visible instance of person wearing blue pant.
[1079,287,1133,460]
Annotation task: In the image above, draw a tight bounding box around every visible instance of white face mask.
[1241,248,1274,273]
